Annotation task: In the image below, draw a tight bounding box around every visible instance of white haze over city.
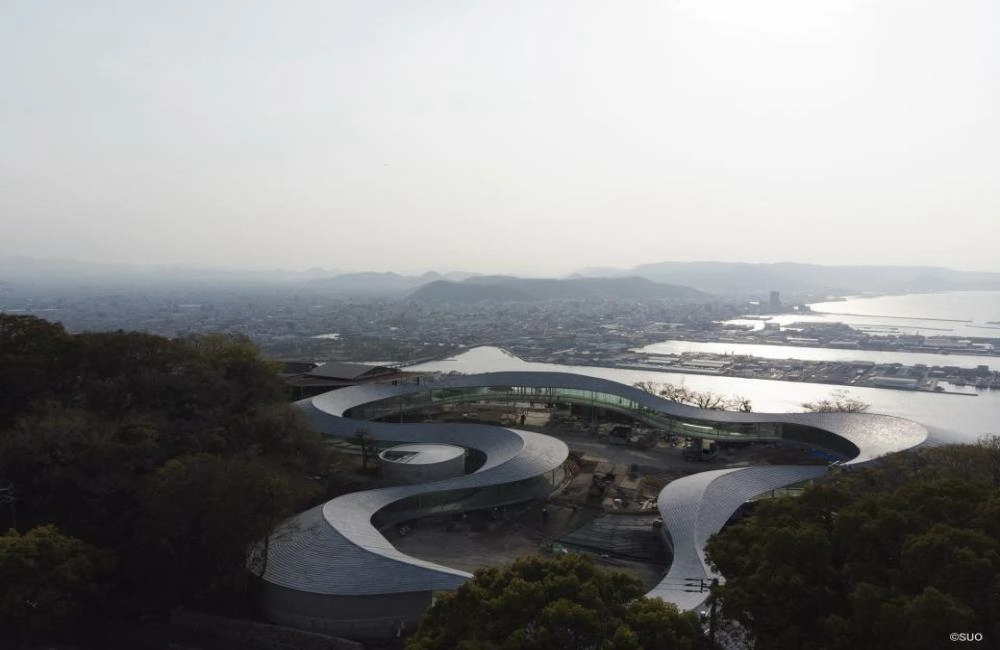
[2,1,998,276]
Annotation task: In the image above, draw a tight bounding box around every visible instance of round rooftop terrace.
[379,443,465,465]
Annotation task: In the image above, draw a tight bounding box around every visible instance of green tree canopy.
[0,315,334,622]
[0,315,74,428]
[129,453,316,611]
[705,437,1000,650]
[406,555,707,650]
[0,525,109,647]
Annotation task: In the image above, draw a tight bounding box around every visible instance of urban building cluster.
[617,352,1000,391]
[0,281,743,360]
[3,281,996,392]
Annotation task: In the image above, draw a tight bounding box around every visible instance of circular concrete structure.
[379,443,466,486]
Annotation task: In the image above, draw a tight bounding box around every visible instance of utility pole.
[683,577,718,644]
[708,578,720,644]
[683,577,709,593]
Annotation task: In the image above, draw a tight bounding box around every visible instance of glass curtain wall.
[348,386,784,442]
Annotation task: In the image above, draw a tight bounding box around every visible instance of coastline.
[405,346,991,396]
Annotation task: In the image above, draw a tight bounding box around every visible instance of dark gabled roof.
[305,362,398,381]
[279,361,320,376]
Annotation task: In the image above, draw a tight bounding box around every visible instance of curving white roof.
[259,371,929,605]
[260,382,568,596]
[650,464,828,610]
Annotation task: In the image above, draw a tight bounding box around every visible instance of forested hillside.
[706,439,1000,649]
[0,315,335,646]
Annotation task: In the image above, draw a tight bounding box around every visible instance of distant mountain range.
[305,271,482,293]
[3,256,1000,297]
[569,262,1000,295]
[408,276,705,302]
[0,257,486,291]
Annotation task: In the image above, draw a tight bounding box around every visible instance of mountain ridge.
[4,257,1000,296]
[578,261,1000,294]
[408,276,706,302]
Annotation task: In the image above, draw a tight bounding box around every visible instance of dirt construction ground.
[387,500,667,589]
[343,406,825,588]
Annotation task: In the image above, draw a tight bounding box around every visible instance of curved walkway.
[257,371,929,636]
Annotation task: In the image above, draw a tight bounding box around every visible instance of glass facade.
[346,385,785,442]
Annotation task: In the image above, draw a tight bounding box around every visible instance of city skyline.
[3,1,998,276]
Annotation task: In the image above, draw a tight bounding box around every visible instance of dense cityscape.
[4,279,998,393]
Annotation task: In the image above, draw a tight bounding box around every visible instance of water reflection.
[407,347,1000,445]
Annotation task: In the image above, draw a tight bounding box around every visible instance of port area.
[487,317,1000,394]
[606,351,998,393]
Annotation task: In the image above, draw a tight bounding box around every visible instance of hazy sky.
[2,1,998,276]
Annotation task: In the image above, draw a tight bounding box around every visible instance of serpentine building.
[255,371,928,639]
